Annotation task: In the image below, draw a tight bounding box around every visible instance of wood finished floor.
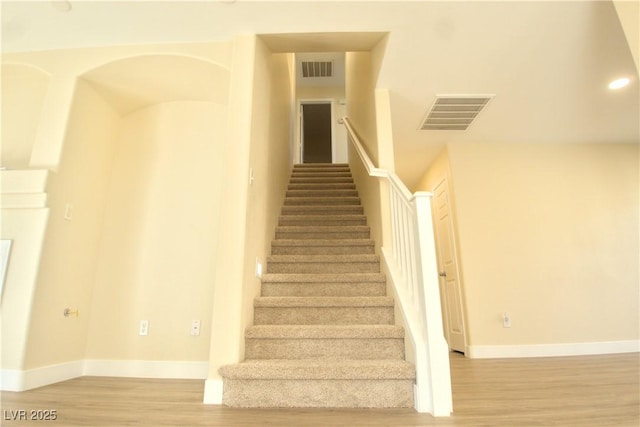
[1,353,638,426]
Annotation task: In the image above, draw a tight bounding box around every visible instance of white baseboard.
[467,340,640,359]
[83,360,208,379]
[203,378,223,404]
[1,360,208,391]
[1,360,84,392]
[1,369,24,391]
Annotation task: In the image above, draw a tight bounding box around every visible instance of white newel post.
[414,192,453,416]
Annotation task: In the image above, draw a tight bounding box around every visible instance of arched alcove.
[80,54,230,116]
[76,54,230,363]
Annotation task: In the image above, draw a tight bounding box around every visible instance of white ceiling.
[2,1,638,188]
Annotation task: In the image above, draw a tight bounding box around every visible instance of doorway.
[300,101,333,163]
[433,177,467,354]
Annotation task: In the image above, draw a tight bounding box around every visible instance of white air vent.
[301,61,334,78]
[420,95,494,131]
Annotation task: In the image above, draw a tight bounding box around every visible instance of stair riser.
[288,184,356,190]
[293,165,349,169]
[286,190,359,197]
[292,169,351,173]
[289,178,354,185]
[254,307,394,325]
[284,198,361,206]
[267,262,379,274]
[281,206,364,215]
[275,231,370,240]
[261,282,386,297]
[292,168,350,172]
[222,379,413,408]
[291,172,352,178]
[278,217,366,226]
[291,168,351,172]
[270,245,374,255]
[245,338,405,360]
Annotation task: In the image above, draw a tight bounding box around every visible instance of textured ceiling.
[2,1,638,188]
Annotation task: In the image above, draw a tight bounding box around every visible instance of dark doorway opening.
[302,103,332,163]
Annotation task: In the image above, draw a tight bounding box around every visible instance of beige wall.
[345,52,378,165]
[23,80,121,369]
[417,142,640,350]
[206,36,256,388]
[85,100,225,361]
[0,209,49,371]
[240,43,294,345]
[344,43,395,256]
[205,37,294,400]
[614,0,639,73]
[345,51,383,253]
[1,64,50,169]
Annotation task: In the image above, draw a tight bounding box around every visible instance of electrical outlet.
[502,313,511,328]
[139,320,149,336]
[191,319,201,336]
[64,203,73,221]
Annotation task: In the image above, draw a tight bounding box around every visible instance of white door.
[433,178,466,353]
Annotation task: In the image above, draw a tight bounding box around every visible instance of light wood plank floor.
[1,353,638,426]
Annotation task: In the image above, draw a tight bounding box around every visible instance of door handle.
[439,271,447,277]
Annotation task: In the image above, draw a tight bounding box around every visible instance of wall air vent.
[420,95,494,131]
[301,61,334,78]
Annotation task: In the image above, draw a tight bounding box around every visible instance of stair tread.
[254,296,394,307]
[261,273,385,283]
[282,205,362,211]
[279,219,367,227]
[287,190,358,196]
[291,173,352,177]
[285,195,360,199]
[246,324,404,339]
[271,239,374,247]
[293,168,349,171]
[275,225,370,232]
[279,214,366,220]
[294,163,349,167]
[220,359,415,380]
[267,254,378,263]
[288,183,356,188]
[284,199,361,207]
[289,179,354,184]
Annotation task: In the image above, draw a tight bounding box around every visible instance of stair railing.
[343,117,453,416]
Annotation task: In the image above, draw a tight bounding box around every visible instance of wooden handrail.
[343,116,453,417]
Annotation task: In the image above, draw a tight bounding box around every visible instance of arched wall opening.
[22,53,231,374]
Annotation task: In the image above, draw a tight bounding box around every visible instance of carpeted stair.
[219,163,415,408]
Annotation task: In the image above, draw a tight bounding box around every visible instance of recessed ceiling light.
[608,77,630,90]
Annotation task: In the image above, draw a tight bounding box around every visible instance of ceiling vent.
[301,61,334,78]
[420,95,494,131]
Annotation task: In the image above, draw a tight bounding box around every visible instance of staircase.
[219,163,415,408]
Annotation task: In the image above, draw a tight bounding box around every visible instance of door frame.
[432,176,468,354]
[297,99,336,164]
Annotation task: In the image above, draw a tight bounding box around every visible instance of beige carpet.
[219,164,415,408]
